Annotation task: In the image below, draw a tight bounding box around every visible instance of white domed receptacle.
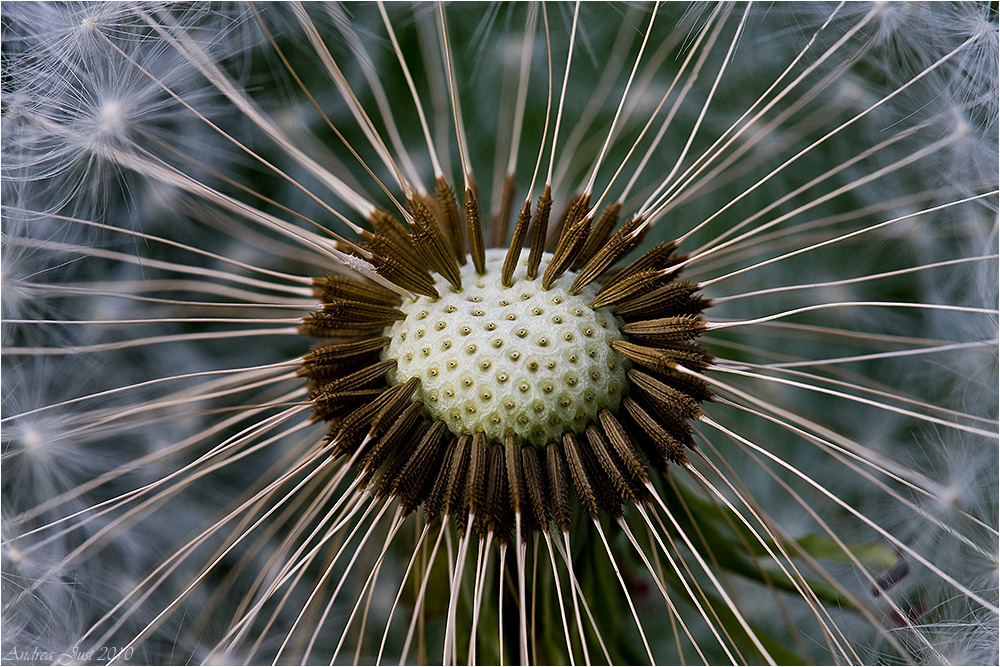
[384,248,631,446]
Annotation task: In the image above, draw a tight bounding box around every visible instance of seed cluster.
[299,186,713,539]
[385,249,628,446]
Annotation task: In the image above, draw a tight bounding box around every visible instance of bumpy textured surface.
[384,248,629,446]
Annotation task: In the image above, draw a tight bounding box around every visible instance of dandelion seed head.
[0,265,36,325]
[95,100,125,138]
[11,422,54,463]
[926,608,1000,667]
[926,435,999,520]
[3,2,997,664]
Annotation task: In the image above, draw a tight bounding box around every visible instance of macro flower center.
[383,248,629,447]
[298,191,713,540]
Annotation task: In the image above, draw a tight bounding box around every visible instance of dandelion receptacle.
[2,3,998,665]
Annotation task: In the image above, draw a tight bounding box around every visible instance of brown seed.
[436,175,466,263]
[620,315,707,344]
[298,337,390,383]
[521,446,550,533]
[299,311,389,338]
[358,400,424,486]
[504,434,524,515]
[409,196,462,289]
[366,211,424,268]
[465,185,486,274]
[502,200,533,287]
[311,274,401,307]
[602,241,680,290]
[546,442,573,533]
[622,397,688,468]
[527,184,553,279]
[367,376,421,440]
[391,420,449,511]
[320,299,405,325]
[369,249,439,298]
[571,214,643,294]
[561,433,599,520]
[425,434,468,524]
[599,409,650,487]
[311,359,396,394]
[585,424,638,504]
[542,214,591,289]
[612,281,709,319]
[592,268,663,309]
[574,201,622,271]
[464,432,488,525]
[322,388,396,452]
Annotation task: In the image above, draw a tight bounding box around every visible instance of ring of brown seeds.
[299,184,713,542]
